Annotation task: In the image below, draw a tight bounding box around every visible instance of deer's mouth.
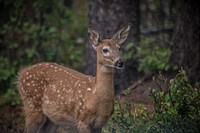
[104,63,124,69]
[115,65,124,69]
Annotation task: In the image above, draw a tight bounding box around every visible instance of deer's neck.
[93,63,114,100]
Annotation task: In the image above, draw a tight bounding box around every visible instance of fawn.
[17,25,130,133]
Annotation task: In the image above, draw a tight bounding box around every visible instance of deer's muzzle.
[114,58,125,69]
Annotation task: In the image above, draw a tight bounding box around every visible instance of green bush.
[0,88,22,106]
[149,69,200,132]
[104,70,200,133]
[103,101,152,133]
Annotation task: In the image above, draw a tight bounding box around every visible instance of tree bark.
[86,0,140,92]
[171,0,200,83]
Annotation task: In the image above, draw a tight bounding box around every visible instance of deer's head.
[88,25,130,70]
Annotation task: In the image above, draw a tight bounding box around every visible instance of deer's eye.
[102,48,110,56]
[103,48,109,53]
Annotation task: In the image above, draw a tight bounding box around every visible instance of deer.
[17,25,130,133]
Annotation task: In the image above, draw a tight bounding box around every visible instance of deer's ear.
[88,28,100,50]
[112,25,130,44]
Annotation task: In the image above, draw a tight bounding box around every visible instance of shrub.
[149,69,200,132]
[103,101,152,133]
[104,69,200,133]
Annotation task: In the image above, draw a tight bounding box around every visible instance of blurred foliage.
[124,36,177,75]
[0,0,87,106]
[103,101,152,133]
[149,69,200,132]
[104,69,200,132]
[0,88,22,106]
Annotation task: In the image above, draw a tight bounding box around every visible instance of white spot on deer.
[68,88,72,92]
[87,88,92,91]
[27,83,30,86]
[74,81,79,87]
[64,70,68,74]
[52,85,56,88]
[88,77,92,83]
[29,104,34,108]
[20,87,25,93]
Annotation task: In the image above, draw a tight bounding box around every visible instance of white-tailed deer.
[17,25,130,133]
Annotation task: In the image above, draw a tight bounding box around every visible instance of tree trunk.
[86,0,140,92]
[171,0,200,83]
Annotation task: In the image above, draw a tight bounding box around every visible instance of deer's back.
[18,62,94,112]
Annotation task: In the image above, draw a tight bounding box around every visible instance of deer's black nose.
[115,58,125,68]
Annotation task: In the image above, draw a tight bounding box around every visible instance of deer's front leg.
[91,128,102,133]
[40,119,58,133]
[77,122,91,133]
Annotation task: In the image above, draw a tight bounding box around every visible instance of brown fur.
[17,25,130,133]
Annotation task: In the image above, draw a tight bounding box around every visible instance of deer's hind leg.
[23,107,47,133]
[41,118,59,133]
